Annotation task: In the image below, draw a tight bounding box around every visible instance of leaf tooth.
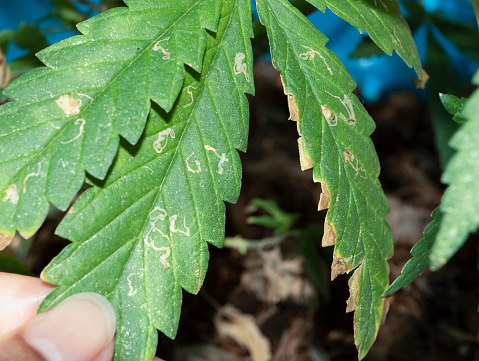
[322,219,336,248]
[297,138,313,171]
[285,87,299,123]
[37,1,252,359]
[330,253,357,281]
[0,0,229,240]
[0,233,14,251]
[286,89,314,173]
[317,180,331,211]
[345,262,363,313]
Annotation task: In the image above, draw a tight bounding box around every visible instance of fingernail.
[23,293,117,361]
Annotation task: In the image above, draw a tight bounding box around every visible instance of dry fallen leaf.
[241,246,316,305]
[272,317,313,361]
[214,305,271,361]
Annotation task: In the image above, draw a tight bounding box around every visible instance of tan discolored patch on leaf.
[321,105,337,125]
[260,2,397,357]
[0,233,14,251]
[343,148,353,162]
[55,94,81,116]
[346,263,363,312]
[192,268,204,295]
[322,219,336,247]
[318,182,331,211]
[282,75,299,124]
[2,184,19,205]
[284,86,313,171]
[297,137,312,170]
[287,93,299,122]
[331,253,357,281]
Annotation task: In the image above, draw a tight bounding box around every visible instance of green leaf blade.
[384,208,442,296]
[0,0,222,240]
[431,73,479,269]
[305,0,422,78]
[440,93,468,124]
[256,0,393,358]
[39,1,254,360]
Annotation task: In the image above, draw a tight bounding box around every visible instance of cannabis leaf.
[305,0,422,78]
[255,0,393,358]
[430,70,479,270]
[440,93,468,125]
[39,1,253,361]
[383,208,442,296]
[0,0,221,244]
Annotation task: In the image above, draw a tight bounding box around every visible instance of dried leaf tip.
[318,182,331,211]
[286,93,299,123]
[321,219,336,248]
[331,253,357,281]
[346,264,363,313]
[412,68,429,89]
[281,75,299,122]
[298,138,312,170]
[0,233,14,251]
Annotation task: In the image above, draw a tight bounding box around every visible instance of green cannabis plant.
[1,1,478,360]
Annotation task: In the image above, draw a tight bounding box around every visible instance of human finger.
[0,272,55,335]
[0,292,117,361]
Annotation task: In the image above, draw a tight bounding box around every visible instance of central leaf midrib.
[269,0,385,224]
[0,0,204,198]
[266,1,388,337]
[113,0,241,319]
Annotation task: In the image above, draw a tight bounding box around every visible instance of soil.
[17,61,479,361]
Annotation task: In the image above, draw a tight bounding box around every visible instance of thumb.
[0,292,117,361]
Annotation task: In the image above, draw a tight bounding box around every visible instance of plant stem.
[224,235,286,254]
[472,0,479,28]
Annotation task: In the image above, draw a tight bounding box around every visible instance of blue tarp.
[0,0,477,102]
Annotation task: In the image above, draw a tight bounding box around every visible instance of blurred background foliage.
[0,1,478,360]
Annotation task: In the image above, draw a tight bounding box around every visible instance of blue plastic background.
[0,0,477,102]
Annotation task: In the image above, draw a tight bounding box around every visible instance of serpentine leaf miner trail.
[0,0,222,240]
[38,1,254,361]
[256,0,393,358]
